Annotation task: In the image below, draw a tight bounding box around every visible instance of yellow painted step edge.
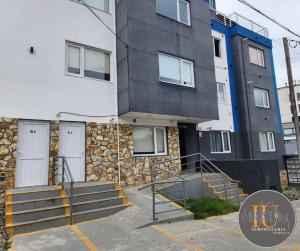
[115,183,132,207]
[6,190,14,236]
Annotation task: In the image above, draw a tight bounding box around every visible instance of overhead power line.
[238,0,300,39]
[79,0,128,48]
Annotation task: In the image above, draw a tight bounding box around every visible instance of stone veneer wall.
[0,117,181,188]
[86,124,181,185]
[49,121,59,185]
[0,118,17,188]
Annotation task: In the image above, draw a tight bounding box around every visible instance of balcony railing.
[210,8,269,38]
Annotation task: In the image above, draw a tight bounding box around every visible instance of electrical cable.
[56,111,117,118]
[79,0,129,48]
[238,0,300,38]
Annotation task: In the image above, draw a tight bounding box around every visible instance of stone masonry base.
[0,117,181,189]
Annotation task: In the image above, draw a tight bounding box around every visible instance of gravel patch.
[283,186,300,201]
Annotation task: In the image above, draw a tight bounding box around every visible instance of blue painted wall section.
[269,48,284,133]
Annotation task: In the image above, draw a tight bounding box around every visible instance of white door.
[59,122,85,182]
[16,121,50,188]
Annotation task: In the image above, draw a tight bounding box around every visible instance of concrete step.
[215,188,241,197]
[73,204,128,224]
[72,189,120,203]
[6,183,130,235]
[8,205,68,224]
[7,215,69,235]
[9,196,65,212]
[10,186,61,203]
[210,182,238,191]
[73,183,116,195]
[72,197,124,213]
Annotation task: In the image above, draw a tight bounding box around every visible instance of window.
[217,83,226,104]
[259,132,275,152]
[249,46,265,67]
[159,53,194,87]
[210,131,231,153]
[66,42,110,81]
[82,0,109,12]
[297,93,300,101]
[214,38,221,58]
[156,0,191,25]
[254,88,270,108]
[283,128,295,135]
[133,127,167,155]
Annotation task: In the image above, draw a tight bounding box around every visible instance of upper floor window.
[217,83,226,104]
[254,88,270,108]
[210,131,231,153]
[66,42,111,81]
[249,46,265,67]
[156,0,191,26]
[297,93,300,101]
[83,0,109,13]
[159,53,194,87]
[214,38,221,58]
[133,127,167,156]
[259,131,275,152]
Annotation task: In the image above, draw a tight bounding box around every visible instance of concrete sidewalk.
[9,195,300,251]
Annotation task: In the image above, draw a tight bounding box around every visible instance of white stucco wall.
[0,0,117,123]
[198,30,234,132]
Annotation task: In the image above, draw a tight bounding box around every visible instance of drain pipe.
[117,118,121,187]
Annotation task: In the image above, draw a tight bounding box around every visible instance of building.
[278,82,300,154]
[0,0,284,191]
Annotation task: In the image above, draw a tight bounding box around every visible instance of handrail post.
[70,181,74,224]
[152,182,156,221]
[236,183,240,206]
[182,180,186,209]
[200,155,203,176]
[223,177,227,201]
[62,157,65,187]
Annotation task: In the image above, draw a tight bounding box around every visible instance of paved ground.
[9,193,300,251]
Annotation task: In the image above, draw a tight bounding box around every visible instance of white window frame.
[159,53,195,88]
[177,0,191,26]
[254,88,270,108]
[210,131,231,154]
[133,127,168,156]
[217,83,226,104]
[65,42,112,82]
[156,0,191,26]
[249,46,265,67]
[75,0,110,14]
[259,131,276,152]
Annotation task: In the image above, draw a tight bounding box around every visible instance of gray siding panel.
[116,0,218,120]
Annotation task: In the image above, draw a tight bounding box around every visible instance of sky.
[216,0,300,87]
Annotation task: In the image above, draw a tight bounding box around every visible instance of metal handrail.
[55,156,74,224]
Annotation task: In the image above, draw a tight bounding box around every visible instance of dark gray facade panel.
[211,160,282,194]
[116,0,218,119]
[231,35,285,165]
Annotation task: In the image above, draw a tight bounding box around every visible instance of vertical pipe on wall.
[117,118,121,186]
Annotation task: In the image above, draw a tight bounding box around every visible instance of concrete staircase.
[157,173,248,205]
[6,182,130,235]
[202,173,248,204]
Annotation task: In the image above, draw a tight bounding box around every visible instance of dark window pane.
[297,93,300,101]
[156,0,177,21]
[179,0,189,25]
[210,132,223,152]
[214,39,221,57]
